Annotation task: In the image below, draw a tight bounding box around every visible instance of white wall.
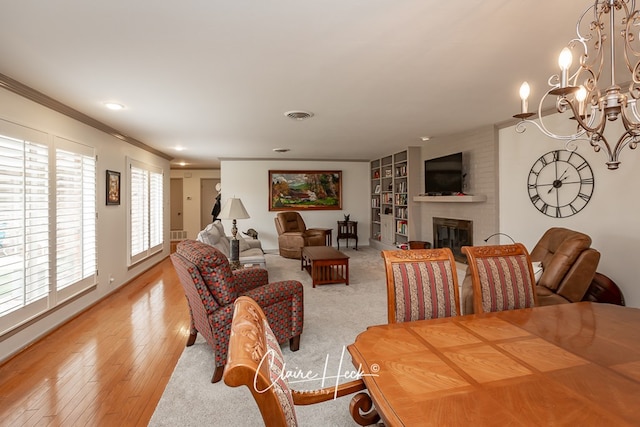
[499,113,640,308]
[418,125,500,246]
[170,169,221,239]
[220,160,370,251]
[0,88,171,362]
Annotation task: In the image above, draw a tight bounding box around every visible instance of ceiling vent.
[284,110,314,120]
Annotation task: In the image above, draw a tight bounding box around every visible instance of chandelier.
[514,0,640,170]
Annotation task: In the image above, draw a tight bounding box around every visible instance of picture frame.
[269,170,342,211]
[374,184,381,194]
[106,170,121,205]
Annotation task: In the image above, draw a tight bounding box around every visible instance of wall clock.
[527,150,594,218]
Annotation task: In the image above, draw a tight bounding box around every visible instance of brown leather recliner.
[530,227,600,306]
[461,227,600,314]
[274,211,326,259]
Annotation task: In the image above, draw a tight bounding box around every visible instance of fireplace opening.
[433,217,473,263]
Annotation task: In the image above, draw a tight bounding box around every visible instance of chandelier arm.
[558,95,617,159]
[630,99,640,121]
[524,90,589,140]
[564,97,607,135]
[516,117,588,141]
[564,137,596,152]
[611,128,639,165]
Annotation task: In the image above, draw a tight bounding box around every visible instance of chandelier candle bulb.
[576,85,587,117]
[558,47,573,88]
[519,82,530,114]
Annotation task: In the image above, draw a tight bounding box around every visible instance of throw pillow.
[214,235,231,257]
[236,234,251,252]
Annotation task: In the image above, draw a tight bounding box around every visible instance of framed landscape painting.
[269,170,342,211]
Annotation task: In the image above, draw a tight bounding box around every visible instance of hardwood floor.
[0,257,190,426]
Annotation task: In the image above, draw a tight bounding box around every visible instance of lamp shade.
[218,198,250,220]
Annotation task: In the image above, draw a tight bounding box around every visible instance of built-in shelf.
[413,194,487,203]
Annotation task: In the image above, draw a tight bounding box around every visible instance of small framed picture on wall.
[106,170,121,205]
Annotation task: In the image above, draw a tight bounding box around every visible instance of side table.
[337,221,358,250]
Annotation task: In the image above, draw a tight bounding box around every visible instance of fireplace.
[433,217,473,263]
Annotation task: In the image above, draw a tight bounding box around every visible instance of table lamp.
[218,197,250,269]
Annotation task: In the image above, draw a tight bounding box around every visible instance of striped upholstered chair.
[170,240,304,383]
[381,248,461,324]
[462,243,538,314]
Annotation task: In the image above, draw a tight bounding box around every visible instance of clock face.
[527,150,594,218]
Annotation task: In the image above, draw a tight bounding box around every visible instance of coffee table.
[301,246,349,288]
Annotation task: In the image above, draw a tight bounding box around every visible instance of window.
[0,121,96,333]
[128,158,163,265]
[55,137,96,301]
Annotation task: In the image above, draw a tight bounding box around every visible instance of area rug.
[149,246,387,426]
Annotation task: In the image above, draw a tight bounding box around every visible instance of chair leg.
[290,335,300,351]
[211,365,225,383]
[350,392,380,426]
[186,330,198,346]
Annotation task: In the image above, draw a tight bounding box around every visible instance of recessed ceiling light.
[104,102,125,111]
[420,136,432,141]
[273,148,291,153]
[284,111,314,120]
[174,145,186,151]
[178,162,187,166]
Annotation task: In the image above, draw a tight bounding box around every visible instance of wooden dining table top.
[347,302,640,426]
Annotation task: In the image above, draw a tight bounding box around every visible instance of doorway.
[201,178,220,230]
[170,178,183,231]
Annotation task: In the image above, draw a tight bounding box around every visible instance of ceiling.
[0,1,589,168]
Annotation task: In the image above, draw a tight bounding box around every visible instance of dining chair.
[224,296,380,427]
[462,243,538,314]
[381,248,461,323]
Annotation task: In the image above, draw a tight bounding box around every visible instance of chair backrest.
[462,243,538,314]
[174,239,238,306]
[274,212,306,235]
[224,296,298,427]
[529,227,600,303]
[529,227,592,292]
[381,248,461,323]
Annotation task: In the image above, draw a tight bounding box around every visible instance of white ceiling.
[0,1,588,168]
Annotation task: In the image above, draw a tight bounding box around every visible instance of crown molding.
[0,72,172,161]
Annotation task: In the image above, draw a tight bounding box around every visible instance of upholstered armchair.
[274,211,326,259]
[530,227,600,306]
[381,248,460,323]
[170,239,304,383]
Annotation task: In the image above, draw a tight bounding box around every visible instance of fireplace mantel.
[413,194,486,203]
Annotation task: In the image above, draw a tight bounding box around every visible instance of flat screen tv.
[424,152,463,195]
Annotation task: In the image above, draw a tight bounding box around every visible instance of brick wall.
[417,125,499,253]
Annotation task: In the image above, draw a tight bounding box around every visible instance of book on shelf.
[394,194,407,205]
[396,220,408,235]
[395,164,407,177]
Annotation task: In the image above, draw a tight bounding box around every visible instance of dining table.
[347,302,640,426]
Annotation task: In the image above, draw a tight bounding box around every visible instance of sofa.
[197,220,266,268]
